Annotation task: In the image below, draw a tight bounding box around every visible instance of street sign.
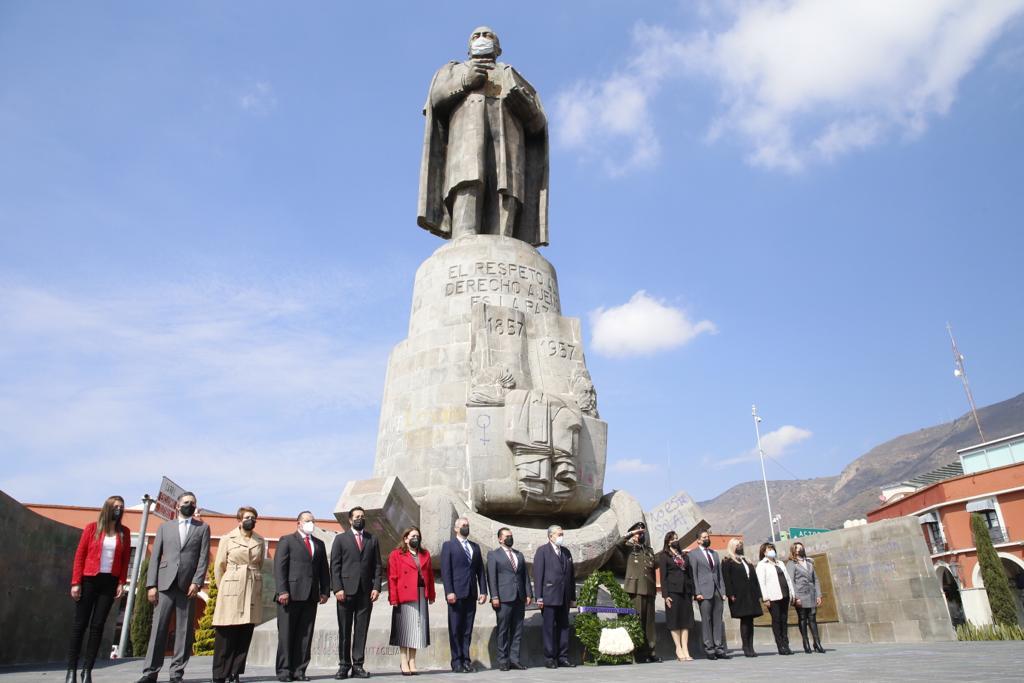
[153,476,186,520]
[789,527,829,538]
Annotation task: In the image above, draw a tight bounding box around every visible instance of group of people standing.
[66,495,827,683]
[624,524,827,662]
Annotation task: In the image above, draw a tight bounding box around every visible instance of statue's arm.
[429,62,470,112]
[505,68,546,133]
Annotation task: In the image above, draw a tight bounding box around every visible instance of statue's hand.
[462,62,491,90]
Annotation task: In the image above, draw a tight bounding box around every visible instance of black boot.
[80,669,93,683]
[809,619,826,653]
[65,669,77,683]
[798,616,811,653]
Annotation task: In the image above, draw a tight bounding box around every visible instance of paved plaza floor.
[3,642,1024,683]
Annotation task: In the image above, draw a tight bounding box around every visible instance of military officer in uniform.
[623,522,660,663]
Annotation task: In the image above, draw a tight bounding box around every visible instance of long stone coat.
[212,527,265,626]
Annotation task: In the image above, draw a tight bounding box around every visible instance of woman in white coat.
[755,542,795,656]
[211,506,265,683]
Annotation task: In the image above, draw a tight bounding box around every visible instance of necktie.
[355,532,364,551]
[463,541,472,562]
[508,549,517,572]
[706,549,714,571]
[304,534,313,556]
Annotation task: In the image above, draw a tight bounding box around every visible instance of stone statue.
[505,389,582,502]
[418,26,549,246]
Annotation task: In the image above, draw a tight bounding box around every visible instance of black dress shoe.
[352,668,371,679]
[557,660,575,668]
[463,663,474,673]
[705,653,717,660]
[499,664,509,672]
[277,676,292,682]
[296,677,312,682]
[213,679,227,683]
[544,661,557,669]
[716,652,730,660]
[648,655,662,663]
[509,663,527,670]
[335,669,349,680]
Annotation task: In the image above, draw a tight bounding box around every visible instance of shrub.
[130,557,152,657]
[970,512,1019,627]
[956,622,1024,641]
[192,564,217,655]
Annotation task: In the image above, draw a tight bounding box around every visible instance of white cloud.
[611,458,658,473]
[590,290,716,357]
[0,276,387,514]
[716,425,813,467]
[239,81,276,114]
[554,1,1024,172]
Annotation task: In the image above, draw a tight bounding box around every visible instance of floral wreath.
[573,570,646,664]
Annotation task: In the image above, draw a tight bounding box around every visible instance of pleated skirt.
[389,588,430,649]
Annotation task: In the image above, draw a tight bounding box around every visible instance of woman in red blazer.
[66,495,132,683]
[388,526,435,675]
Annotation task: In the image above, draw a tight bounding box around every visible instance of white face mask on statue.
[470,37,495,56]
[301,521,315,535]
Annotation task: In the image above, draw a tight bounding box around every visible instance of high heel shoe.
[65,669,77,683]
[814,642,826,653]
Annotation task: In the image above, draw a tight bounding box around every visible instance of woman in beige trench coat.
[211,506,265,683]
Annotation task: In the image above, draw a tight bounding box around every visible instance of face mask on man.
[701,538,711,548]
[301,521,315,534]
[459,525,470,538]
[470,37,494,56]
[242,518,256,531]
[554,536,564,546]
[766,549,777,560]
[736,546,744,556]
[179,503,196,518]
[503,536,514,548]
[352,518,365,531]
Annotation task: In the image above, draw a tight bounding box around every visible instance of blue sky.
[2,1,1023,522]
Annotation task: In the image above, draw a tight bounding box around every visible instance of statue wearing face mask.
[418,26,549,246]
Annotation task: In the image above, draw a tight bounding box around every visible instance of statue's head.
[467,26,501,58]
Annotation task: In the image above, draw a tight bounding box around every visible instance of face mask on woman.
[766,549,777,560]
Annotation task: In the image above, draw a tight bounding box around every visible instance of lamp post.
[753,405,776,542]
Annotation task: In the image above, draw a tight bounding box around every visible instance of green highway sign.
[789,527,829,538]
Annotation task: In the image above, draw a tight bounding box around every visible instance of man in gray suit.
[687,530,728,660]
[486,527,533,671]
[137,492,211,683]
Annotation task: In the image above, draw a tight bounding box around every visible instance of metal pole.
[753,405,776,542]
[118,494,153,658]
[947,323,985,442]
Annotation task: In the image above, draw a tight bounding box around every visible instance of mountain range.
[697,392,1024,541]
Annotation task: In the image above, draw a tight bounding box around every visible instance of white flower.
[597,626,635,655]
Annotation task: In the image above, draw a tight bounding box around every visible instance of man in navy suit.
[532,525,576,668]
[440,517,488,673]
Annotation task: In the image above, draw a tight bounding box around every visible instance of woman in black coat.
[655,530,695,661]
[721,537,763,658]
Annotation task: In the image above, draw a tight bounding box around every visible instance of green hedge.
[192,564,217,655]
[956,622,1024,641]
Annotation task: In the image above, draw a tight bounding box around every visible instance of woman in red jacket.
[66,495,131,683]
[388,526,435,675]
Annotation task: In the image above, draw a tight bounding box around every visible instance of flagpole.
[753,405,776,542]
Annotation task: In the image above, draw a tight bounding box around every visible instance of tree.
[130,557,153,657]
[970,512,1018,626]
[192,564,217,655]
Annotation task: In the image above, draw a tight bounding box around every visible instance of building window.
[925,521,947,553]
[979,509,1006,544]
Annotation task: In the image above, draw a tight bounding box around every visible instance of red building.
[868,431,1024,626]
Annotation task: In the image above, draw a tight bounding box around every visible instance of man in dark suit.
[532,525,576,669]
[274,511,331,682]
[330,506,382,679]
[487,527,533,671]
[138,491,210,683]
[440,516,488,673]
[688,530,727,659]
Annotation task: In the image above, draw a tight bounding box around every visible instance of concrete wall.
[750,517,957,644]
[0,490,118,665]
